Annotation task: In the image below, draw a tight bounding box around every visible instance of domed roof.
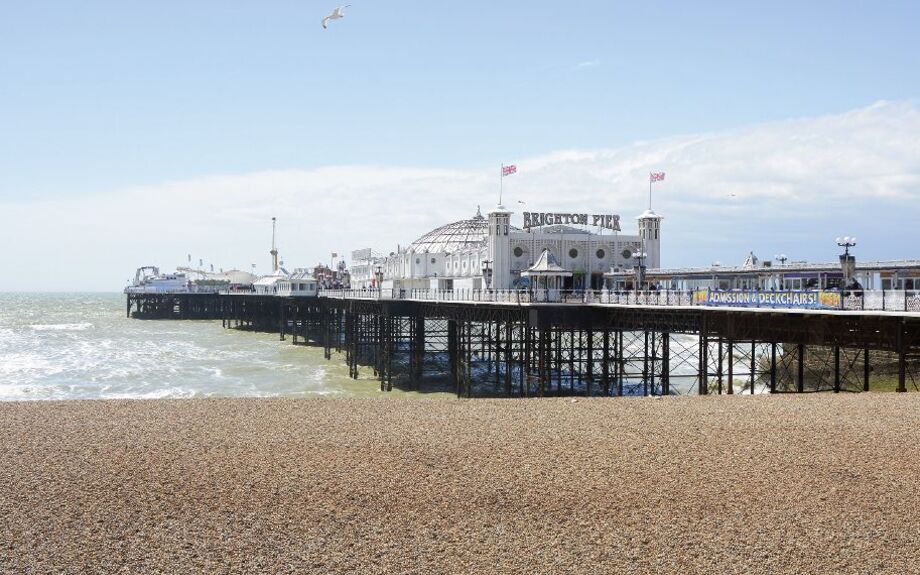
[408,208,488,254]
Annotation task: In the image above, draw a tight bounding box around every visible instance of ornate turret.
[637,209,662,269]
[487,205,513,289]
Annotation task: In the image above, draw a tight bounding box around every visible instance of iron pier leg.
[770,342,777,394]
[539,329,548,397]
[751,340,756,395]
[602,330,610,396]
[897,320,907,393]
[617,330,624,397]
[279,302,286,341]
[863,347,870,392]
[797,344,805,393]
[505,321,513,397]
[586,329,594,397]
[727,339,734,395]
[448,319,459,394]
[523,320,531,398]
[699,328,709,396]
[833,345,841,393]
[643,331,649,397]
[662,332,670,396]
[717,339,724,395]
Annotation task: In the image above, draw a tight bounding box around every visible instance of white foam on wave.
[29,323,93,332]
[0,352,64,377]
[101,387,199,400]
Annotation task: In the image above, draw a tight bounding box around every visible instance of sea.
[0,293,390,401]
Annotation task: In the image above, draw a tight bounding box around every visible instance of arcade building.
[350,205,662,291]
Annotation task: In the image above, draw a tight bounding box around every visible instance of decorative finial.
[476,205,482,218]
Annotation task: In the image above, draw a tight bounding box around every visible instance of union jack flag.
[502,164,517,177]
[650,171,665,182]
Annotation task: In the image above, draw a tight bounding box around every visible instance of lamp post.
[774,254,787,290]
[374,264,383,299]
[481,259,493,291]
[836,237,857,288]
[632,251,647,290]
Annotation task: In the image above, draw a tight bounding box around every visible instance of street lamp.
[836,237,857,256]
[774,254,788,290]
[836,237,857,289]
[481,259,493,290]
[632,251,647,290]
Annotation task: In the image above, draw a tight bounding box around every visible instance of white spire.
[270,217,279,273]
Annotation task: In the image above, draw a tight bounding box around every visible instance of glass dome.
[408,209,488,254]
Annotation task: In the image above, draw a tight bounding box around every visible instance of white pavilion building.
[350,205,661,291]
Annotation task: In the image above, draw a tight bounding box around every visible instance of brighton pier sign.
[523,211,621,231]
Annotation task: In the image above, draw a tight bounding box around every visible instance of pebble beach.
[3,395,920,574]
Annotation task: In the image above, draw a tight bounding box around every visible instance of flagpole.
[648,173,652,210]
[500,163,504,206]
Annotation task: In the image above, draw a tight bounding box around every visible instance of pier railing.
[124,285,222,295]
[319,288,699,306]
[318,288,920,312]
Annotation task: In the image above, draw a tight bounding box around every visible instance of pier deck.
[126,290,920,396]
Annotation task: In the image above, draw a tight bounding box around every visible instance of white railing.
[319,288,697,306]
[318,288,920,313]
[124,284,222,295]
[842,290,920,312]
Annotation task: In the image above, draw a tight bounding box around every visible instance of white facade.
[253,268,319,296]
[350,206,662,291]
[277,269,319,297]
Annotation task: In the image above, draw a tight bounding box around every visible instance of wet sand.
[2,395,920,574]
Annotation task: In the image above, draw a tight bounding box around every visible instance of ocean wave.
[0,353,65,377]
[29,323,94,332]
[101,387,199,400]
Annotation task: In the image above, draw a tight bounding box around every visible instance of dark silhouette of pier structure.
[126,293,920,396]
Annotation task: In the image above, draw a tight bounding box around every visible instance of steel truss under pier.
[126,293,223,320]
[128,293,920,397]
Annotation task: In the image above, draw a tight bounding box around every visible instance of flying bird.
[322,5,350,29]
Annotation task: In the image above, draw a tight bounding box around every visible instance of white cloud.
[574,59,601,70]
[2,101,919,291]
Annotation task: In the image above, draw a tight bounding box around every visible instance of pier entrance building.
[350,205,661,292]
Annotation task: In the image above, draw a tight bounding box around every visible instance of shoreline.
[3,395,920,574]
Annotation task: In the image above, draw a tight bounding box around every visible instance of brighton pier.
[125,206,920,397]
[125,287,920,397]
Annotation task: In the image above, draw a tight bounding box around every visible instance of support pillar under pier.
[662,332,670,396]
[897,320,907,393]
[727,339,734,395]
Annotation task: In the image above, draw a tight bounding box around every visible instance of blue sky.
[1,1,919,290]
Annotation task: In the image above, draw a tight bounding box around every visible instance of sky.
[1,0,919,291]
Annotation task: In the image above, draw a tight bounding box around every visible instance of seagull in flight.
[322,5,350,29]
